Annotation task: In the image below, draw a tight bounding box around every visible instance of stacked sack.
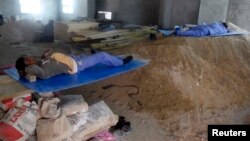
[36,95,89,141]
[0,98,39,141]
[0,93,119,141]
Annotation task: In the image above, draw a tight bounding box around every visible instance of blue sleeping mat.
[159,29,249,37]
[178,31,249,38]
[4,59,148,94]
[159,30,175,36]
[211,31,249,37]
[188,31,249,38]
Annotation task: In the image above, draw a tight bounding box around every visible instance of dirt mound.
[64,35,250,141]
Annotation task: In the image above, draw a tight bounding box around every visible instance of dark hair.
[15,57,27,72]
[222,22,228,29]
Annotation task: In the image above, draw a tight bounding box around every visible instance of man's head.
[15,56,37,77]
[15,57,27,77]
[222,22,228,29]
[23,56,37,65]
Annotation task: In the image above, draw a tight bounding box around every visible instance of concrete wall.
[0,0,2,14]
[158,0,172,28]
[171,0,200,27]
[1,0,250,30]
[41,0,60,23]
[198,0,230,24]
[88,0,96,18]
[0,0,59,24]
[0,0,20,18]
[61,0,88,21]
[0,0,94,22]
[227,0,250,31]
[158,0,200,29]
[96,0,160,25]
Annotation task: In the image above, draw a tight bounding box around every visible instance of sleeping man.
[15,49,133,79]
[175,21,228,37]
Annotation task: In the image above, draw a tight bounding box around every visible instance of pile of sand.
[63,35,250,141]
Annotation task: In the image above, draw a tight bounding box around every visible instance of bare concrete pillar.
[198,0,230,24]
[158,0,200,29]
[158,0,172,29]
[87,0,96,18]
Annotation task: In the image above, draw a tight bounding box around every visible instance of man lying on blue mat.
[175,21,228,37]
[15,49,133,79]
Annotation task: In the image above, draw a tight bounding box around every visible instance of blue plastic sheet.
[159,29,249,37]
[4,59,148,94]
[210,31,249,37]
[159,30,175,36]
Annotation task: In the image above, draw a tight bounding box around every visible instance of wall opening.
[62,0,73,14]
[19,0,41,14]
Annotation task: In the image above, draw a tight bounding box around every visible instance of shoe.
[121,122,132,133]
[149,33,157,40]
[112,123,132,137]
[111,116,126,130]
[90,49,97,54]
[110,117,132,137]
[123,56,133,65]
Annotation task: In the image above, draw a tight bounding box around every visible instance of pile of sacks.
[0,93,119,141]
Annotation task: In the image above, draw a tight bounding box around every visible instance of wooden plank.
[72,36,89,42]
[77,29,129,39]
[92,40,134,50]
[54,21,99,41]
[91,29,157,50]
[0,75,33,101]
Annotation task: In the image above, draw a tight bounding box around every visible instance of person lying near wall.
[15,49,133,79]
[175,21,228,37]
